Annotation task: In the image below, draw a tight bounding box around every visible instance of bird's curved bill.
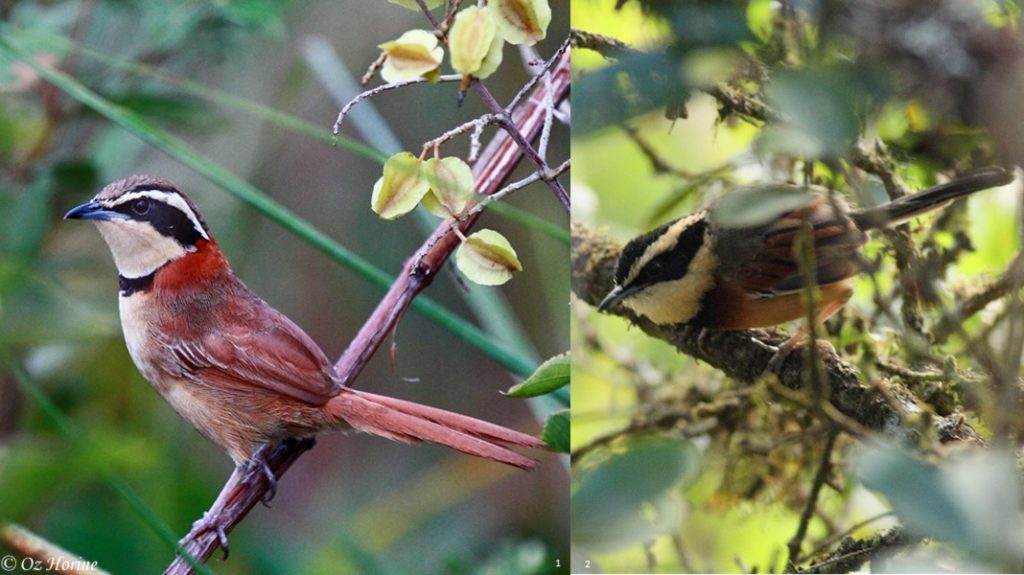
[597,284,639,312]
[64,200,126,222]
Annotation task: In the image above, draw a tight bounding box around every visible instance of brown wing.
[726,195,868,298]
[162,299,341,405]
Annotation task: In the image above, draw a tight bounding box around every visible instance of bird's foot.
[681,326,713,358]
[243,448,278,505]
[191,511,230,559]
[750,336,796,377]
[752,336,835,378]
[696,328,713,357]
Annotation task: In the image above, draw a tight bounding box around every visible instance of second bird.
[598,168,1013,359]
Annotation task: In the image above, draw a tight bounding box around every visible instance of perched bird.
[65,175,544,472]
[598,168,1013,364]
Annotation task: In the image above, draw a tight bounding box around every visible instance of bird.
[65,175,545,474]
[597,167,1013,367]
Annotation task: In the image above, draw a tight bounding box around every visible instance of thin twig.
[786,429,839,570]
[469,114,488,161]
[804,511,896,561]
[508,36,571,112]
[2,523,108,575]
[360,51,387,86]
[934,248,1024,343]
[797,528,913,574]
[476,83,570,212]
[421,113,501,153]
[415,0,443,29]
[569,28,639,58]
[463,159,570,219]
[332,74,462,135]
[537,72,554,161]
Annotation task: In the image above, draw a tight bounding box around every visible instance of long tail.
[850,167,1012,230]
[325,388,546,470]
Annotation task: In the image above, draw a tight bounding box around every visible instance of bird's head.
[597,211,716,325]
[65,175,214,281]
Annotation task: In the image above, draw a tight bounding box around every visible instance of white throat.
[94,219,192,278]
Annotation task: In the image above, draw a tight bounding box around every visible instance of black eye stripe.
[111,195,203,247]
[617,217,708,287]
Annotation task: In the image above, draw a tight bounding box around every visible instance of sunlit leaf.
[450,6,497,76]
[506,352,569,397]
[379,30,444,83]
[423,156,475,217]
[371,152,430,220]
[455,229,522,285]
[489,0,551,45]
[541,410,569,453]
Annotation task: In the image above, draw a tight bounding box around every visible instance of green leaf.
[371,152,430,219]
[541,410,569,453]
[449,6,497,76]
[379,29,444,83]
[489,0,551,45]
[455,229,523,286]
[572,436,699,550]
[760,66,874,158]
[712,184,817,228]
[857,446,1024,565]
[506,352,569,397]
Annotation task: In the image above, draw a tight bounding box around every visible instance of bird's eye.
[131,198,151,215]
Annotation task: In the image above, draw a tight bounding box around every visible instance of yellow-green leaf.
[424,156,475,216]
[379,30,444,83]
[455,229,523,285]
[450,6,497,75]
[387,0,443,10]
[505,352,569,397]
[371,152,430,220]
[420,191,450,219]
[475,36,505,80]
[489,0,551,46]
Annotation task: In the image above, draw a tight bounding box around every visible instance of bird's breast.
[118,291,165,386]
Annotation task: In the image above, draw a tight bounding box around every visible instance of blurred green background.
[571,0,1024,572]
[0,1,568,573]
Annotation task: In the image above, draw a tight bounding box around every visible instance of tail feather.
[326,389,544,470]
[850,167,1012,230]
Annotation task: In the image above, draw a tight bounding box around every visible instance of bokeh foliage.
[572,0,1024,572]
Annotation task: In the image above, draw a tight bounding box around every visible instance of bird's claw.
[750,336,795,377]
[245,454,278,505]
[192,511,231,559]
